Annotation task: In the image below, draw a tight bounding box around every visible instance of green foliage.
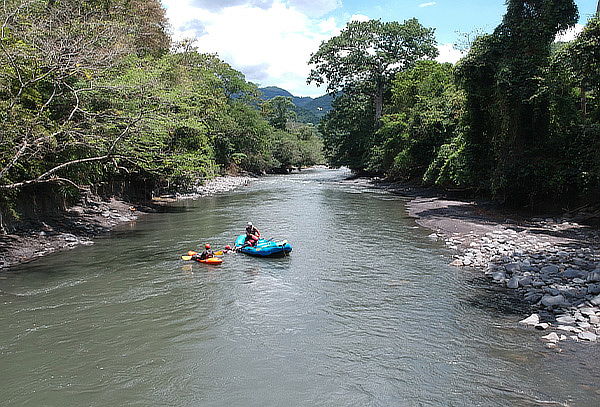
[369,61,465,181]
[308,18,438,121]
[262,96,297,130]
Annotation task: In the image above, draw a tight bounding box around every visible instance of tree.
[308,18,438,122]
[262,96,296,130]
[455,0,578,205]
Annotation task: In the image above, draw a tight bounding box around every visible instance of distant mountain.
[258,86,334,124]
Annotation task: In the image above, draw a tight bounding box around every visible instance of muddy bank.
[358,178,600,346]
[0,176,254,271]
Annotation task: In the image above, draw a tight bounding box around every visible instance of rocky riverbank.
[0,176,253,271]
[367,180,600,346]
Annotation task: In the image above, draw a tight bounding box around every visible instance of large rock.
[587,284,600,295]
[541,294,567,308]
[519,314,540,326]
[563,269,588,279]
[578,332,598,342]
[518,276,533,287]
[491,272,506,282]
[504,263,521,273]
[541,265,559,275]
[541,332,560,342]
[587,271,600,283]
[591,295,600,306]
[556,315,576,324]
[507,276,520,289]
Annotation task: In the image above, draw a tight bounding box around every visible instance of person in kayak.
[194,243,214,260]
[245,222,260,246]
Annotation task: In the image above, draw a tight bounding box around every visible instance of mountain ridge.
[258,86,334,124]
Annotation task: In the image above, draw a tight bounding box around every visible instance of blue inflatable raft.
[234,235,292,257]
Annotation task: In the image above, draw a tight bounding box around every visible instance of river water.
[1,167,599,406]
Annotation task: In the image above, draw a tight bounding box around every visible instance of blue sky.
[162,0,597,96]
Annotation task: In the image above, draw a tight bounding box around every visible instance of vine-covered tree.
[455,0,578,205]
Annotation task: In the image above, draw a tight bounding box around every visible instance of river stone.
[519,314,540,326]
[578,332,598,342]
[542,332,560,342]
[587,284,600,295]
[535,323,550,330]
[556,315,576,324]
[492,272,506,282]
[507,276,519,289]
[578,321,591,329]
[541,265,559,275]
[525,293,543,304]
[541,294,567,308]
[590,315,600,325]
[519,276,533,287]
[591,295,600,306]
[580,307,598,316]
[557,325,580,333]
[563,269,588,279]
[587,271,600,282]
[504,263,520,273]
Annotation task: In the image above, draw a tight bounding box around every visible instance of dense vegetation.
[0,0,323,223]
[313,1,600,208]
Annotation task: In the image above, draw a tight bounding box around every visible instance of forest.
[1,0,599,229]
[0,0,323,225]
[311,0,599,208]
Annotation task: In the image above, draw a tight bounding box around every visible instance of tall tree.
[308,18,438,122]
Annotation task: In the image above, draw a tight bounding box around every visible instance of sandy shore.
[0,176,254,271]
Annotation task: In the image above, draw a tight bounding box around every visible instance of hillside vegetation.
[0,0,323,226]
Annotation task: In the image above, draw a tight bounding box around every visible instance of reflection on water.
[1,167,599,406]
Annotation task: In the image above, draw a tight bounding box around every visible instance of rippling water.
[1,168,599,406]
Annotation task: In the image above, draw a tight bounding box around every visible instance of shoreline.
[0,175,254,271]
[369,179,600,346]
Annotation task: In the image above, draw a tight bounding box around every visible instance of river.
[1,167,599,406]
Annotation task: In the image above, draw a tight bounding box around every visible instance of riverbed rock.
[507,276,520,289]
[563,269,588,279]
[590,315,600,325]
[535,323,550,330]
[542,332,560,342]
[491,272,506,282]
[587,271,600,282]
[591,295,600,306]
[556,315,576,324]
[541,265,559,275]
[541,294,567,308]
[578,332,598,342]
[519,314,540,326]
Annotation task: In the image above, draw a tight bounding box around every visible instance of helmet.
[247,221,253,226]
[205,243,211,249]
[225,245,232,250]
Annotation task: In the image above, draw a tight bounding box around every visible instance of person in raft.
[222,245,234,254]
[195,243,214,260]
[245,222,260,246]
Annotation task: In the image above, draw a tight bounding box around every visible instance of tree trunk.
[581,87,587,117]
[597,0,599,17]
[374,81,383,122]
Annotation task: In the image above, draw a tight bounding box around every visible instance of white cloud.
[349,14,370,22]
[418,2,437,7]
[435,43,465,64]
[288,0,342,17]
[555,23,584,43]
[162,0,341,96]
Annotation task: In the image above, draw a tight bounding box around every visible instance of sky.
[161,0,597,97]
